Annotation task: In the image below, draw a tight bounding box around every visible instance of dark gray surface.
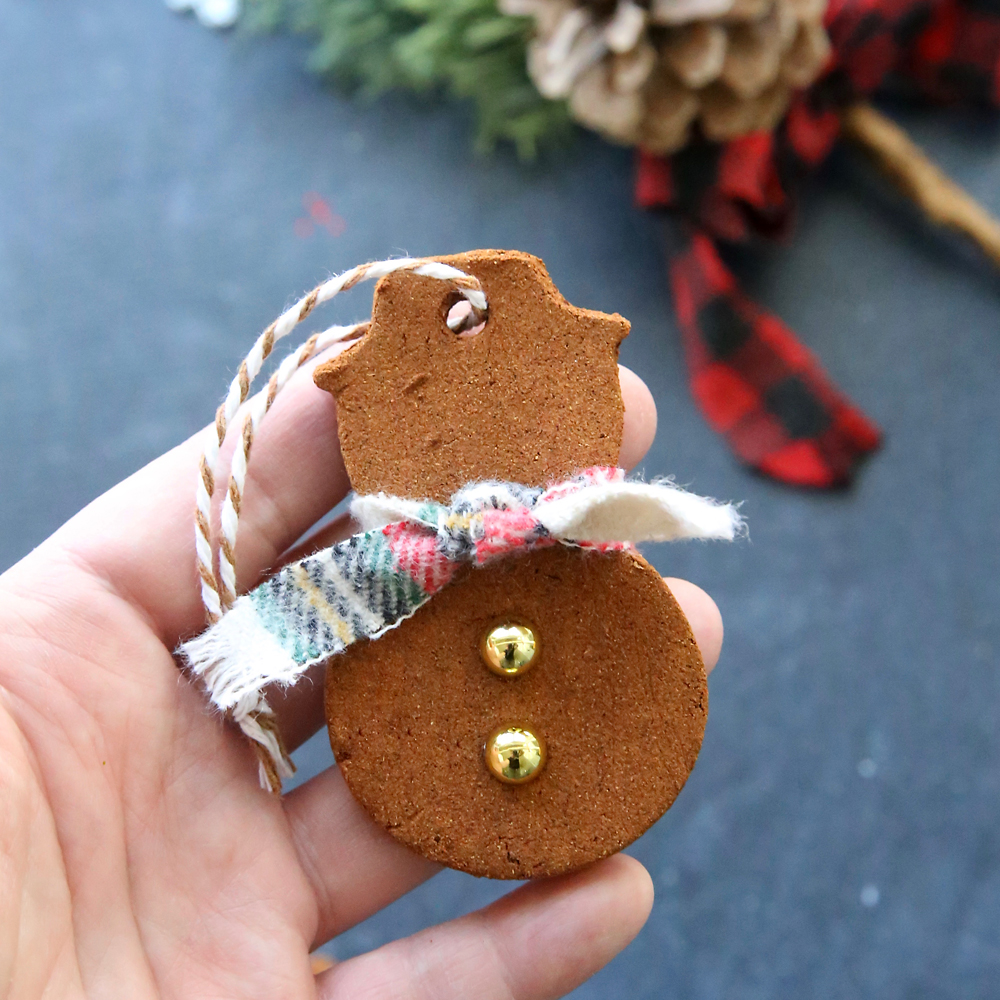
[3,2,999,997]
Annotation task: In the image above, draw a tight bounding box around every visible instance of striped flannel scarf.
[180,466,743,783]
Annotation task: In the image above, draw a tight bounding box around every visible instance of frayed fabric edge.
[178,594,432,791]
[181,597,313,712]
[533,479,745,543]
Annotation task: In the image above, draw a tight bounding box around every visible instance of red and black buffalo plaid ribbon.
[665,227,881,487]
[638,0,1000,487]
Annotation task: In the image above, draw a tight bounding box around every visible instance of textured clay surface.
[325,545,708,879]
[313,249,630,502]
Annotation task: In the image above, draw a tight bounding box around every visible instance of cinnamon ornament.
[180,250,743,877]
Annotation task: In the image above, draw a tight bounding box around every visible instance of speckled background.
[2,2,999,996]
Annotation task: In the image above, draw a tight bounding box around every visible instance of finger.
[284,767,440,948]
[48,358,655,647]
[619,365,657,470]
[277,511,357,568]
[664,578,724,674]
[45,349,353,646]
[315,854,653,1000]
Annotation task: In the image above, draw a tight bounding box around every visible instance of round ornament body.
[325,545,707,879]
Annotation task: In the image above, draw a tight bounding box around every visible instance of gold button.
[485,725,546,784]
[481,623,538,677]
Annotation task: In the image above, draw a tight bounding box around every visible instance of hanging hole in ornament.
[444,294,488,338]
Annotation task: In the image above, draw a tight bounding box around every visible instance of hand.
[0,359,723,1000]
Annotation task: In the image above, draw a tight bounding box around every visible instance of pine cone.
[505,0,831,153]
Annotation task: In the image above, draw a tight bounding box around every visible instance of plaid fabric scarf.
[637,0,1000,487]
[180,466,743,777]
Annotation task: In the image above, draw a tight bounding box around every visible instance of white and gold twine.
[193,257,488,788]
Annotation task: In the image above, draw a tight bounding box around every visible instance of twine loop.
[192,257,487,788]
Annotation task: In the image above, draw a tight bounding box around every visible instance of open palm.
[0,359,723,1000]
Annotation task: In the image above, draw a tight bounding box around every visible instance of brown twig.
[841,101,1000,270]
